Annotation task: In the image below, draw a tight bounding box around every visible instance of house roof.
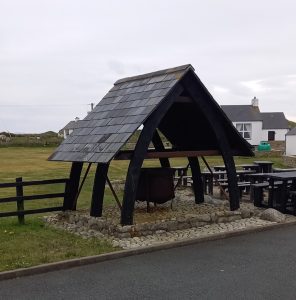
[221,105,289,130]
[286,127,296,136]
[260,112,289,129]
[220,105,261,122]
[58,121,77,134]
[49,64,253,163]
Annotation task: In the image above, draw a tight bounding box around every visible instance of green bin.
[257,141,271,151]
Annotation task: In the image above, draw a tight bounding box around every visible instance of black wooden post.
[152,130,170,168]
[121,84,184,225]
[188,157,204,204]
[16,177,24,224]
[63,162,83,211]
[182,73,240,210]
[90,163,109,217]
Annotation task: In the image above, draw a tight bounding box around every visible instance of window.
[236,123,252,139]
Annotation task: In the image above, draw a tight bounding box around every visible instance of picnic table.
[172,166,189,186]
[267,171,296,213]
[237,164,261,172]
[249,171,296,214]
[201,169,255,195]
[253,161,274,173]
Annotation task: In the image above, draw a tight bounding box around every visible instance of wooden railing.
[0,177,69,224]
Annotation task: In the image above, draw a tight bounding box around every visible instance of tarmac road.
[1,225,296,300]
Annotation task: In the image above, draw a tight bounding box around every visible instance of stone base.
[44,189,260,239]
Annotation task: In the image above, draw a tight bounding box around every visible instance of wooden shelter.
[49,65,253,225]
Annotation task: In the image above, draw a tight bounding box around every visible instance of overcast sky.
[0,0,295,133]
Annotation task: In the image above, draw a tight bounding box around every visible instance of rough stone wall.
[254,150,284,157]
[269,141,285,151]
[283,155,296,167]
[45,208,256,239]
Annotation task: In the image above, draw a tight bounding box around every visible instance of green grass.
[0,147,289,271]
[0,217,115,272]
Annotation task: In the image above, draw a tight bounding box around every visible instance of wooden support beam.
[188,157,204,204]
[63,162,83,211]
[152,131,170,167]
[121,83,184,225]
[73,163,92,208]
[115,149,220,160]
[182,73,240,210]
[90,163,109,217]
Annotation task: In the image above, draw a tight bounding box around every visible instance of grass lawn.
[0,147,288,271]
[0,217,115,272]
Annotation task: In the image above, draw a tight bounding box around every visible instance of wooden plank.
[16,177,24,224]
[90,163,109,217]
[0,206,63,218]
[23,193,65,201]
[63,162,83,210]
[182,72,240,210]
[0,193,65,203]
[115,149,220,160]
[188,157,204,204]
[152,131,170,167]
[0,178,69,189]
[121,83,184,225]
[0,196,20,203]
[21,178,69,186]
[0,182,19,188]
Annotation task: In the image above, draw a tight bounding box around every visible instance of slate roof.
[261,112,289,129]
[221,106,289,129]
[286,127,296,136]
[49,65,193,163]
[221,105,261,122]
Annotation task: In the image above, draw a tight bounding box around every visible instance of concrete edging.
[1,219,296,282]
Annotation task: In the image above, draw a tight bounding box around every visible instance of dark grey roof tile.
[146,97,163,106]
[118,123,139,133]
[49,65,193,163]
[107,117,126,125]
[147,74,167,84]
[63,136,78,144]
[105,133,119,143]
[95,143,109,152]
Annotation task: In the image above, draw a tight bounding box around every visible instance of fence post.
[16,177,25,224]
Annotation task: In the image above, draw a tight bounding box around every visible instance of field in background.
[0,131,63,147]
[0,147,288,271]
[0,147,288,212]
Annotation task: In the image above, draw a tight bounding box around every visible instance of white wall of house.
[286,135,296,155]
[63,129,74,139]
[233,121,262,145]
[262,129,289,141]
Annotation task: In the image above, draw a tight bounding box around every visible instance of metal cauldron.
[136,167,175,204]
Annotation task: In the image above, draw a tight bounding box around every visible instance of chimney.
[251,96,259,107]
[74,117,80,122]
[87,102,95,114]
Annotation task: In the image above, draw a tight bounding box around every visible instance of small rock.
[260,208,286,223]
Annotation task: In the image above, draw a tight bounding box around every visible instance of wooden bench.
[219,181,251,199]
[285,190,296,215]
[251,181,283,207]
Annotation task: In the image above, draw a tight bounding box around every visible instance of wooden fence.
[0,177,69,224]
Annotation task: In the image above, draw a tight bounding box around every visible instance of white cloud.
[240,80,267,93]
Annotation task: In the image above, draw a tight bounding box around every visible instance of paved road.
[1,225,296,300]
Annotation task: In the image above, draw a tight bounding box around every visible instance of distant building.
[221,97,289,145]
[59,117,80,139]
[286,127,296,155]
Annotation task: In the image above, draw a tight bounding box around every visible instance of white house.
[286,128,296,155]
[59,117,80,139]
[221,97,289,145]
